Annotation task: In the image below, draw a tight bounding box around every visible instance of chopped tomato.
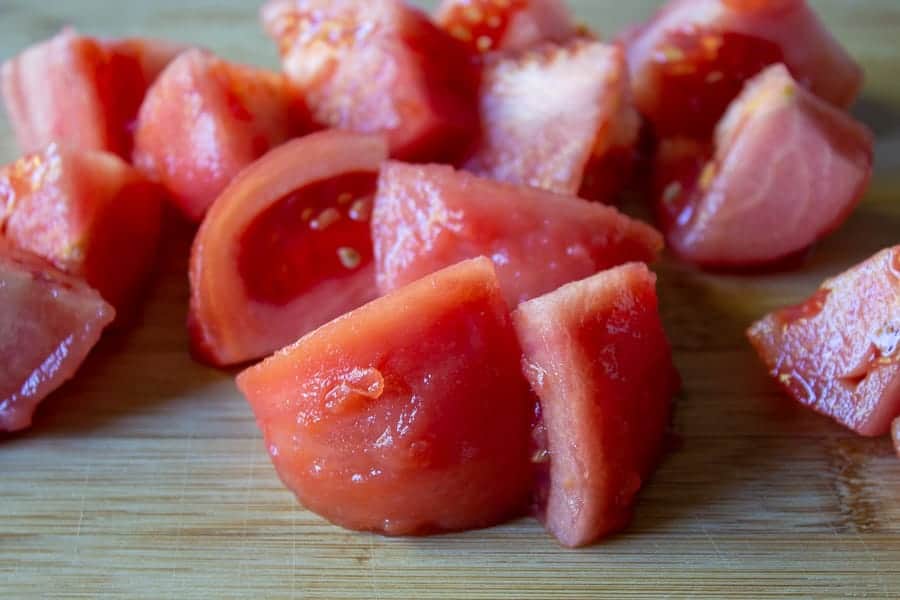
[624,0,863,138]
[261,0,479,163]
[1,28,183,158]
[655,65,873,268]
[236,257,533,535]
[462,40,641,203]
[513,263,678,547]
[372,162,662,307]
[748,246,900,437]
[0,144,163,314]
[1,240,114,433]
[133,49,309,222]
[435,0,577,54]
[189,130,387,367]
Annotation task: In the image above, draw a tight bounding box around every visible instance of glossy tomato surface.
[748,246,900,437]
[0,241,114,433]
[133,49,309,222]
[236,257,533,535]
[189,130,387,367]
[0,144,163,314]
[513,263,678,547]
[625,0,863,139]
[373,162,662,307]
[656,65,873,269]
[435,0,577,54]
[462,40,640,203]
[1,28,182,158]
[261,0,479,163]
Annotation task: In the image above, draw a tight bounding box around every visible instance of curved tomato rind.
[189,130,388,367]
[236,257,533,535]
[1,241,114,433]
[748,246,900,437]
[513,263,678,547]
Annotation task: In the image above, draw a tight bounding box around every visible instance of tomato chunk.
[236,257,533,535]
[0,144,163,314]
[261,0,478,163]
[1,241,114,433]
[1,28,183,158]
[513,264,678,547]
[462,40,640,203]
[748,247,900,437]
[189,130,387,367]
[133,49,309,222]
[435,0,577,54]
[655,65,873,268]
[373,162,662,307]
[624,0,863,139]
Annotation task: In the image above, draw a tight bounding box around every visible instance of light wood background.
[2,1,899,598]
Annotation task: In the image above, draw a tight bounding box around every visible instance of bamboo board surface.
[1,1,900,598]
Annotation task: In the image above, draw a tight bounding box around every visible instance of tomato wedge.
[656,65,873,268]
[261,0,478,163]
[748,246,900,437]
[189,130,388,367]
[134,49,309,222]
[373,162,662,307]
[0,144,163,314]
[1,240,114,433]
[462,40,640,203]
[624,0,863,139]
[236,257,533,535]
[514,264,677,547]
[1,28,183,158]
[435,0,577,54]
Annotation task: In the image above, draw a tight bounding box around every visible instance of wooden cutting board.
[2,1,899,597]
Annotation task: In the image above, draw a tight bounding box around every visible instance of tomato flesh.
[748,246,900,436]
[513,264,678,547]
[372,162,663,307]
[236,257,533,535]
[1,241,114,433]
[238,173,377,306]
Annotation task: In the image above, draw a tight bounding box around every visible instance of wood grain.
[1,1,899,598]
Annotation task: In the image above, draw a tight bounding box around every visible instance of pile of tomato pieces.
[2,0,895,548]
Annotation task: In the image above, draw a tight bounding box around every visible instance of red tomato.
[1,28,183,159]
[748,246,900,437]
[435,0,577,54]
[133,49,309,223]
[0,144,163,314]
[236,257,533,535]
[462,40,640,203]
[373,162,662,307]
[513,263,678,547]
[261,0,479,163]
[655,65,873,268]
[0,240,114,433]
[624,0,863,139]
[189,130,388,367]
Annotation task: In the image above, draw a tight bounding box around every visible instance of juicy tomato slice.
[236,257,533,535]
[189,130,388,367]
[435,0,577,54]
[624,0,864,139]
[1,28,183,158]
[656,65,873,269]
[748,246,900,437]
[0,240,114,433]
[0,143,163,314]
[372,162,663,307]
[261,0,479,163]
[462,40,641,203]
[513,264,678,547]
[133,49,309,222]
